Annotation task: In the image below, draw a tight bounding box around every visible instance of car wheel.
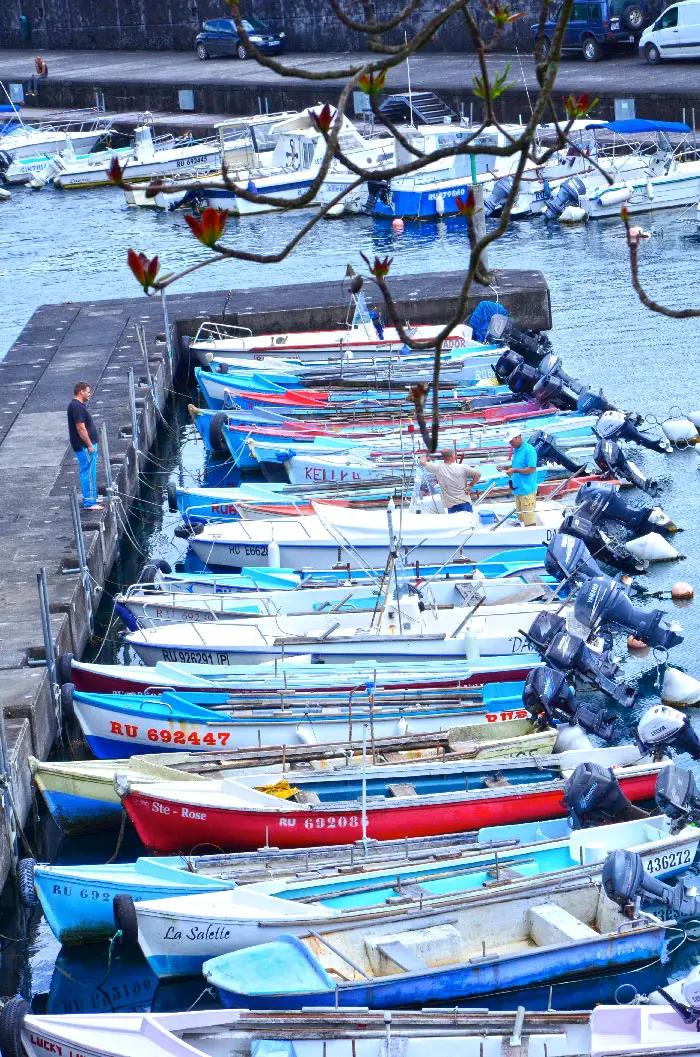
[236,43,248,59]
[645,42,661,64]
[582,36,603,61]
[622,4,644,29]
[196,43,208,60]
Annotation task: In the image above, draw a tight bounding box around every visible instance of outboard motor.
[532,373,579,411]
[530,431,587,474]
[484,313,549,366]
[637,705,700,762]
[564,763,647,828]
[655,764,700,827]
[603,848,698,917]
[594,438,658,494]
[523,666,621,741]
[577,389,617,416]
[526,611,636,705]
[484,175,514,217]
[538,353,587,396]
[0,150,13,175]
[595,410,671,455]
[575,482,678,537]
[542,175,585,220]
[657,965,700,1026]
[560,511,649,576]
[544,533,604,584]
[506,360,541,397]
[493,349,523,384]
[573,576,684,651]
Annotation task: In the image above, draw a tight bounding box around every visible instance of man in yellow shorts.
[499,428,538,526]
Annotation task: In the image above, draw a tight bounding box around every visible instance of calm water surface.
[3,186,700,1013]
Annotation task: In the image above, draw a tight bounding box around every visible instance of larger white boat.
[0,104,112,169]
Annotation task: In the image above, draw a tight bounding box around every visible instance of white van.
[639,0,700,63]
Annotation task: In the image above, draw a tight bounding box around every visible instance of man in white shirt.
[419,449,481,514]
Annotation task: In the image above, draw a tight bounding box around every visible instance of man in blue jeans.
[67,382,104,509]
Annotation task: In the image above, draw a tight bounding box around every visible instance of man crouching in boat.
[419,449,481,514]
[498,428,537,526]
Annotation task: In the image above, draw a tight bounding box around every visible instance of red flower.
[107,156,125,186]
[185,207,229,248]
[127,249,160,292]
[361,252,393,280]
[311,103,334,133]
[563,92,598,120]
[358,70,388,97]
[620,206,630,223]
[455,189,476,217]
[483,0,525,25]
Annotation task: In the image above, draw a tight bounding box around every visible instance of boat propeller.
[574,482,678,537]
[637,705,700,763]
[573,575,684,652]
[564,762,648,829]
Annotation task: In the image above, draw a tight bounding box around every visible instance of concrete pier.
[0,266,549,890]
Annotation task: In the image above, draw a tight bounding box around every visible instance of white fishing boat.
[203,106,394,216]
[0,106,111,166]
[188,499,565,571]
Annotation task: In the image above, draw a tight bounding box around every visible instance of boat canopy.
[586,119,691,135]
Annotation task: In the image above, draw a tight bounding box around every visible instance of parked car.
[639,0,700,63]
[195,17,286,60]
[531,0,649,61]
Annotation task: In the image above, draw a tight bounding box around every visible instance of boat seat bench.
[375,940,429,972]
[529,902,597,946]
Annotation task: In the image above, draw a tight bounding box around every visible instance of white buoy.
[672,581,694,599]
[392,218,405,233]
[686,410,700,429]
[598,184,632,208]
[464,627,480,660]
[553,724,593,753]
[267,540,281,568]
[558,205,587,224]
[624,532,680,562]
[435,195,445,216]
[661,667,700,705]
[646,180,654,200]
[661,417,698,443]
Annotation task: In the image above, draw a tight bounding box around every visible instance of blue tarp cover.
[586,119,691,134]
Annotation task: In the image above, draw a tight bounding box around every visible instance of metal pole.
[160,288,173,376]
[136,324,153,390]
[100,421,115,500]
[361,724,368,843]
[70,487,94,635]
[128,366,140,461]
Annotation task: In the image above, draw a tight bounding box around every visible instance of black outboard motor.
[506,361,541,397]
[603,848,697,917]
[573,575,684,651]
[523,666,621,741]
[542,175,585,220]
[530,431,586,474]
[594,438,658,494]
[544,533,604,584]
[538,353,587,396]
[532,373,580,411]
[564,763,647,828]
[526,610,636,705]
[575,482,678,537]
[0,150,13,176]
[484,175,514,218]
[637,705,700,762]
[577,389,617,416]
[560,511,649,576]
[484,313,548,366]
[655,764,700,828]
[493,349,523,384]
[595,410,671,455]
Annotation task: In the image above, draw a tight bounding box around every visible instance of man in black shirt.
[67,381,103,509]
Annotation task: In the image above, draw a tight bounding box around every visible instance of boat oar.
[306,929,372,980]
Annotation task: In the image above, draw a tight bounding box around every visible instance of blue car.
[195,17,286,61]
[532,0,649,61]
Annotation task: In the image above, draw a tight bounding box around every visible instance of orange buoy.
[392,218,405,233]
[627,635,647,649]
[672,581,694,600]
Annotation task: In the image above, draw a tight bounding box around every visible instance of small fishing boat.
[203,875,667,1008]
[30,716,554,834]
[0,106,112,165]
[66,652,541,695]
[118,748,656,853]
[67,680,533,758]
[31,809,566,944]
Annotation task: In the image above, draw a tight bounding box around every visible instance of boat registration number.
[109,720,230,746]
[645,847,694,875]
[160,649,231,664]
[278,816,361,829]
[534,189,548,201]
[227,544,269,557]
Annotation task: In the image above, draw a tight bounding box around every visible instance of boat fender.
[113,894,139,946]
[166,481,178,513]
[558,205,587,224]
[0,997,31,1057]
[139,559,172,584]
[661,418,698,444]
[268,541,281,568]
[56,652,73,687]
[60,683,76,723]
[597,184,632,208]
[624,532,680,563]
[17,859,38,908]
[208,412,229,454]
[661,667,700,706]
[114,601,141,633]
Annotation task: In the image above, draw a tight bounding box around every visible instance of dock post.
[160,288,173,377]
[36,568,62,728]
[0,702,18,871]
[128,366,141,464]
[69,487,95,637]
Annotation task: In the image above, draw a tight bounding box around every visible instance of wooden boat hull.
[122,766,662,853]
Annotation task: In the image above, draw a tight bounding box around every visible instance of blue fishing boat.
[202,877,668,1008]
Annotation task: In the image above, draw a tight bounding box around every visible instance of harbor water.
[3,183,700,1013]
